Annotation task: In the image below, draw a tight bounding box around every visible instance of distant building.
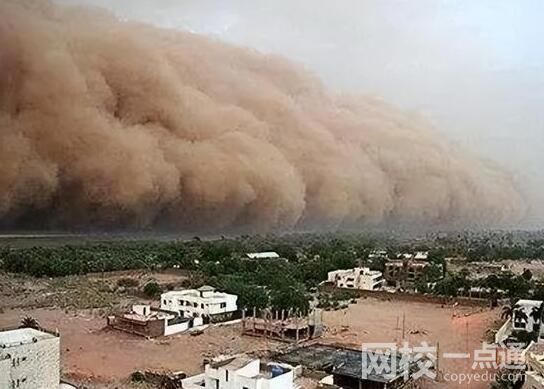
[0,327,74,389]
[182,356,295,389]
[327,267,384,291]
[107,304,192,337]
[368,250,387,259]
[414,251,429,261]
[161,286,238,324]
[385,259,429,287]
[246,252,280,260]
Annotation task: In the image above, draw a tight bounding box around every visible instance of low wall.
[494,318,512,344]
[321,285,489,307]
[108,316,165,338]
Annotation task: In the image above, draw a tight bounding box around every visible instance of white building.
[368,250,387,259]
[0,328,61,389]
[182,356,295,389]
[246,252,280,260]
[414,251,429,260]
[161,286,238,324]
[327,267,384,290]
[512,300,543,333]
[108,304,193,337]
[525,343,544,388]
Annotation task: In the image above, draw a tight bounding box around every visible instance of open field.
[0,307,277,388]
[0,284,500,388]
[0,270,190,311]
[322,297,500,388]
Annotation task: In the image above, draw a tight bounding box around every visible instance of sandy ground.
[322,297,500,389]
[0,269,500,388]
[0,308,277,388]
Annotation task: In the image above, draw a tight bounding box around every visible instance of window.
[226,370,229,381]
[220,303,226,309]
[201,303,204,309]
[212,378,219,389]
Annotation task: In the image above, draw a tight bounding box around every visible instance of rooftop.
[210,356,291,380]
[517,299,543,308]
[211,356,254,370]
[0,328,57,348]
[162,289,235,300]
[276,344,409,384]
[246,252,280,259]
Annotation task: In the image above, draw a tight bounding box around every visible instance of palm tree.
[513,308,529,330]
[530,306,543,324]
[19,316,40,330]
[501,303,519,320]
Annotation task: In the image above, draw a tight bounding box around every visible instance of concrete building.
[0,328,61,389]
[108,304,192,337]
[278,344,414,389]
[384,259,429,287]
[414,251,429,261]
[495,300,544,345]
[161,286,238,324]
[242,309,323,343]
[182,356,295,389]
[512,300,543,334]
[328,267,384,290]
[525,343,544,388]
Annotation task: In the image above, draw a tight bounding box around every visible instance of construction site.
[241,308,324,343]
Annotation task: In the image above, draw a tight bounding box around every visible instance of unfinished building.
[241,309,323,343]
[107,305,193,338]
[275,344,418,389]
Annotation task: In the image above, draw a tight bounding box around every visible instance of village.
[2,240,544,389]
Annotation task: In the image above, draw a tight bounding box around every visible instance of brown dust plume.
[0,0,527,232]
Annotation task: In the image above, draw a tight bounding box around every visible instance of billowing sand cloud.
[0,0,526,232]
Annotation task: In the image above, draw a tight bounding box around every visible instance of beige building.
[0,328,61,389]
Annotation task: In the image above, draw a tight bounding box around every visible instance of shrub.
[143,282,162,298]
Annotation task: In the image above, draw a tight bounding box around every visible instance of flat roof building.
[328,267,384,291]
[524,342,544,388]
[161,286,238,324]
[182,356,295,389]
[0,328,61,389]
[246,252,280,260]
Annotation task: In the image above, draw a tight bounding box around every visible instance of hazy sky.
[57,0,544,217]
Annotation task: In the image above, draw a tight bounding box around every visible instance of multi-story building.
[327,267,384,290]
[161,286,238,325]
[181,356,295,389]
[0,328,61,389]
[384,259,429,287]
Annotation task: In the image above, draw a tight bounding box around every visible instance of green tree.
[143,282,162,298]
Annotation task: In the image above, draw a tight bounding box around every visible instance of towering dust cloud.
[0,0,527,232]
